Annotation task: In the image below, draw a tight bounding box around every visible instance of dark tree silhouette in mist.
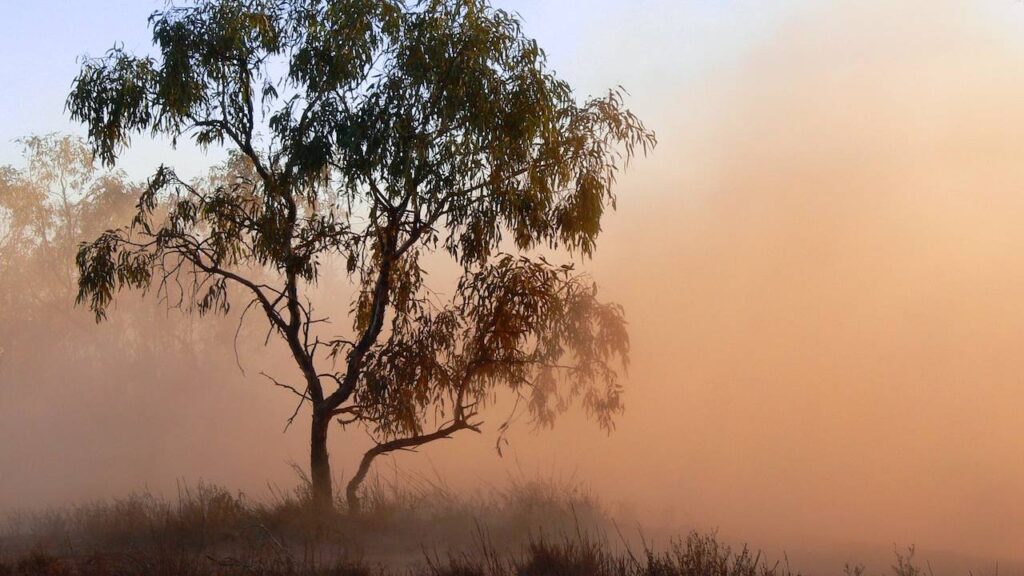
[69,0,654,512]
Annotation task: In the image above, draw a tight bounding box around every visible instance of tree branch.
[345,415,481,511]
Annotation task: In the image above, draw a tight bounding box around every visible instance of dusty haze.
[3,0,1024,570]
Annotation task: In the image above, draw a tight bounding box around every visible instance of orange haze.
[3,0,1024,570]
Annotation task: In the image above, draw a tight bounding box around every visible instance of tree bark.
[310,409,333,510]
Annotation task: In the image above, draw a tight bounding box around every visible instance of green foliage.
[67,0,654,496]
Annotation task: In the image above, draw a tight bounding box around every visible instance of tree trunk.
[310,410,333,510]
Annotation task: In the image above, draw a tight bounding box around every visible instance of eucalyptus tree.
[69,0,654,511]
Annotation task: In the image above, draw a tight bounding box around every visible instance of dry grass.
[0,479,938,576]
[0,530,805,576]
[0,476,615,574]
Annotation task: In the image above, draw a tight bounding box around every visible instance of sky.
[0,1,779,178]
[5,0,1024,571]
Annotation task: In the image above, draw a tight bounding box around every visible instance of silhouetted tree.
[69,0,654,512]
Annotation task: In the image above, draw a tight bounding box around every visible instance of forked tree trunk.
[310,410,333,510]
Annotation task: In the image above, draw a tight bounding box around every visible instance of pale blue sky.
[4,1,1024,181]
[0,1,781,179]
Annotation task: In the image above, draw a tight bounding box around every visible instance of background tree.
[0,134,137,362]
[69,0,654,511]
[0,135,261,502]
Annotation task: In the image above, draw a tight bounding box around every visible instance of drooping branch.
[345,413,482,513]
